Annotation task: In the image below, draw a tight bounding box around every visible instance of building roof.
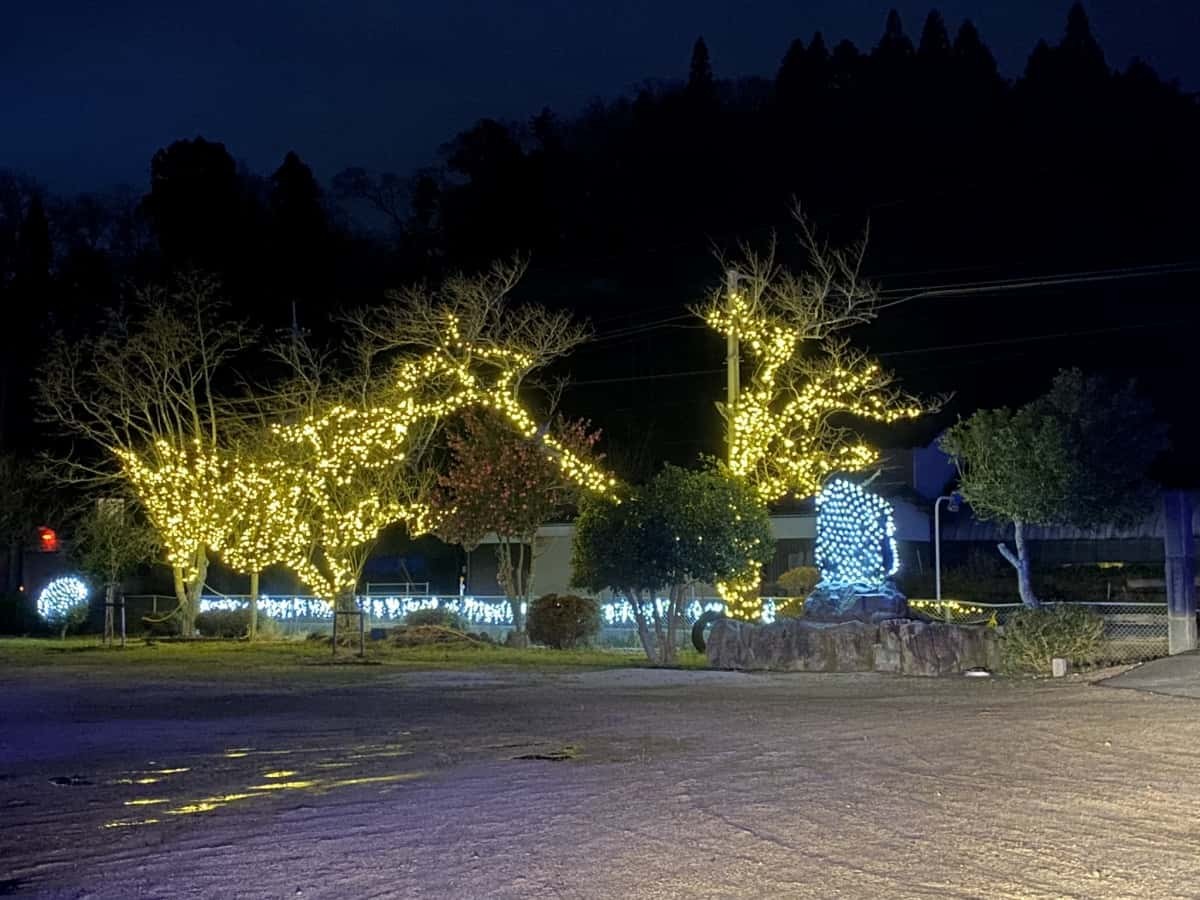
[941,493,1200,542]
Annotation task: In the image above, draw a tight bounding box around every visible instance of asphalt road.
[2,666,1199,898]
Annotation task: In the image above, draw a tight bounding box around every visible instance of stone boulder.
[706,616,998,677]
[873,619,1000,676]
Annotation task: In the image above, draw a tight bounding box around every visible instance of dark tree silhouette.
[687,36,715,105]
[269,151,330,310]
[144,137,243,271]
[918,10,951,60]
[875,9,915,63]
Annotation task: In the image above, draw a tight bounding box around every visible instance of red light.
[37,527,59,552]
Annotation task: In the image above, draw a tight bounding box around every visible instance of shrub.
[527,593,601,649]
[195,608,280,639]
[770,566,819,618]
[1001,604,1105,673]
[776,566,820,597]
[141,614,181,637]
[389,625,482,648]
[405,607,466,631]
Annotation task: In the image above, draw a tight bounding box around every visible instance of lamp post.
[934,493,961,605]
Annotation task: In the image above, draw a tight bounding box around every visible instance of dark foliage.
[405,607,467,631]
[527,593,601,649]
[1,5,1198,473]
[195,608,279,639]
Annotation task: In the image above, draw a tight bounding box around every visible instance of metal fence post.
[1163,491,1197,655]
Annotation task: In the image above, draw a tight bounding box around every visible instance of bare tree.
[699,206,940,505]
[38,273,256,636]
[72,498,158,644]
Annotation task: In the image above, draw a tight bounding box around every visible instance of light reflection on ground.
[102,740,427,829]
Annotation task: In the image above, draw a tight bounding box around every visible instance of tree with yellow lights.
[39,274,257,636]
[215,260,615,614]
[41,263,616,635]
[699,207,936,619]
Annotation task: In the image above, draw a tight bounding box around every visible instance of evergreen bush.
[1001,604,1104,673]
[527,593,600,649]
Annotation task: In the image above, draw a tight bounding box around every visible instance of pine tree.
[687,36,716,105]
[918,10,951,60]
[875,9,914,61]
[775,38,807,107]
[1060,2,1108,82]
[953,19,1000,84]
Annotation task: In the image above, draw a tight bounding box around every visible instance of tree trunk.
[248,571,259,641]
[182,547,209,636]
[104,582,116,643]
[663,584,685,666]
[497,539,525,632]
[627,587,657,663]
[526,536,538,610]
[172,565,189,636]
[650,593,668,665]
[998,519,1039,608]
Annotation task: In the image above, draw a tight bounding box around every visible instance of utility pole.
[725,268,740,460]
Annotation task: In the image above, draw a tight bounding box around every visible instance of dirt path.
[2,668,1199,898]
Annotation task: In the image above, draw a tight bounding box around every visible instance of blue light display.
[814,478,899,589]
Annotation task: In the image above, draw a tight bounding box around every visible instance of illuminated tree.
[702,207,929,504]
[216,261,614,612]
[698,206,935,618]
[38,274,255,636]
[572,465,770,664]
[941,369,1165,607]
[434,411,601,631]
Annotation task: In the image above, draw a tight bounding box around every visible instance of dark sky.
[4,1,1197,194]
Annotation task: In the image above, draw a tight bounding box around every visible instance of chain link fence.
[910,599,1170,664]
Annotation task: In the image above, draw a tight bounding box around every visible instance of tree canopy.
[940,369,1167,605]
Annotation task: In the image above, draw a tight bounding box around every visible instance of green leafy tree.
[572,465,771,664]
[940,369,1166,607]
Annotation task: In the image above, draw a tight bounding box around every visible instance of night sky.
[5,0,1198,194]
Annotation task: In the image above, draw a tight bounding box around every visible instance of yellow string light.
[118,312,616,604]
[705,292,930,620]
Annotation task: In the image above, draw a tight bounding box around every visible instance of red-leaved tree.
[435,412,601,632]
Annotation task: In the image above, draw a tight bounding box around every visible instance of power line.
[584,259,1200,343]
[569,318,1189,388]
[570,367,724,387]
[876,320,1189,358]
[875,261,1200,309]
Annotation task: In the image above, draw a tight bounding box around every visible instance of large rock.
[873,619,1000,676]
[706,616,998,677]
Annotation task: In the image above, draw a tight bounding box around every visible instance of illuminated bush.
[1001,605,1104,673]
[527,594,601,649]
[37,576,91,637]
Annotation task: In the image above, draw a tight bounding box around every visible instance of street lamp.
[934,492,962,604]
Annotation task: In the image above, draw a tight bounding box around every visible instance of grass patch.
[0,636,707,680]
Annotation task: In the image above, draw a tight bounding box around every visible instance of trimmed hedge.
[527,594,600,649]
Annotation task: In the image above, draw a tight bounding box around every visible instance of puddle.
[512,745,580,762]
